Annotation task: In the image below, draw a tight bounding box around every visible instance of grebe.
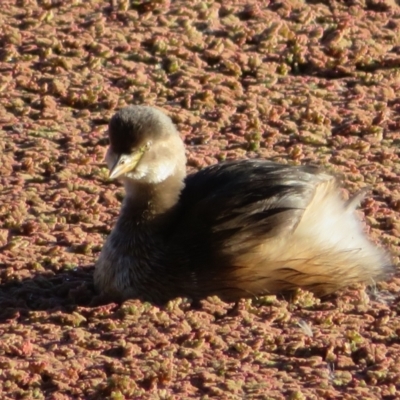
[94,106,393,304]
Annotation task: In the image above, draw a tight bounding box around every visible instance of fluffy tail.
[230,176,394,298]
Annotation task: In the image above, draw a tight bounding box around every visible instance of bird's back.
[167,160,393,301]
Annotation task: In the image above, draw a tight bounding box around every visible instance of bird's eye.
[138,142,151,154]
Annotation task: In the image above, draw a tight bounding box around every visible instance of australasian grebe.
[94,105,393,304]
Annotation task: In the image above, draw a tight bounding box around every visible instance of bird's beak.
[108,151,144,180]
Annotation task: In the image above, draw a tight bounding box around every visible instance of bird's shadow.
[0,265,212,324]
[0,264,285,324]
[0,265,103,323]
[1,263,387,325]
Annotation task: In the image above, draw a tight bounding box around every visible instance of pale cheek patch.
[128,161,175,183]
[150,162,176,183]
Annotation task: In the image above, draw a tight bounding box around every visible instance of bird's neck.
[120,170,185,224]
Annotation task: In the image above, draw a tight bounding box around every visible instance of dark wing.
[167,160,327,273]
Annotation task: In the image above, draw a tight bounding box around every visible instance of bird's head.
[105,106,186,184]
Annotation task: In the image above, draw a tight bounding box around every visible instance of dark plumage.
[94,105,394,304]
